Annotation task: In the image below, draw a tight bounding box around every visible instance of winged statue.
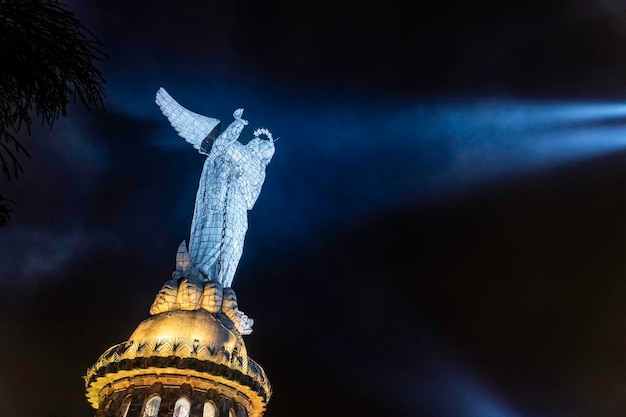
[152,87,276,334]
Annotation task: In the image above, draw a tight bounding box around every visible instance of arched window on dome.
[101,399,113,416]
[120,395,132,417]
[229,408,236,417]
[203,401,216,417]
[143,395,161,417]
[173,397,191,417]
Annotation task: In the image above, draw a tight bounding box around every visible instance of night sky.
[0,1,624,417]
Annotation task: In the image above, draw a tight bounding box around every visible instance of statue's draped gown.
[188,118,266,288]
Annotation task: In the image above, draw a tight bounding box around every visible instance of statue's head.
[248,138,275,166]
[249,128,275,166]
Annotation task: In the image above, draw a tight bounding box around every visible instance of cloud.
[0,226,115,283]
[2,109,111,225]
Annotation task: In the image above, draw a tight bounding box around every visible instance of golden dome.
[129,309,247,357]
[84,309,271,414]
[85,276,271,416]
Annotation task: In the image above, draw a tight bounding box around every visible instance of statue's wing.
[155,87,221,153]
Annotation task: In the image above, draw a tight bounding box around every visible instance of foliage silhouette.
[0,0,106,225]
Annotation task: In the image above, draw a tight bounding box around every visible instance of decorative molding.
[85,337,271,409]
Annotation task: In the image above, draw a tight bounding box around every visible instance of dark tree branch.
[0,0,107,173]
[0,194,15,226]
[0,0,107,225]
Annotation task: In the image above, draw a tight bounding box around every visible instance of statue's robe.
[189,118,266,288]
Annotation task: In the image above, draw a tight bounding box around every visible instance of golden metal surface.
[84,309,271,415]
[129,309,246,356]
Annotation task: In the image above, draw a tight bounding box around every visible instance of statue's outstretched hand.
[233,108,248,125]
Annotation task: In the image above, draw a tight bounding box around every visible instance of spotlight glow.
[145,91,626,242]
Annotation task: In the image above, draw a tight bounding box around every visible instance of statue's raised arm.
[211,108,248,151]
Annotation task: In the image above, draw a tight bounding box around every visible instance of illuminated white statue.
[153,88,275,334]
[156,87,275,288]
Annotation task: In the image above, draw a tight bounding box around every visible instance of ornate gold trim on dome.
[86,368,268,417]
[84,336,271,405]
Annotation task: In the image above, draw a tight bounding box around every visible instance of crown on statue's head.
[253,127,274,142]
